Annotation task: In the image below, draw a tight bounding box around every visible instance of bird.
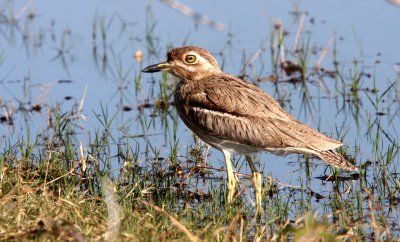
[142,46,357,210]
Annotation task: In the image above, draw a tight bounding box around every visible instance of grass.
[1,2,400,241]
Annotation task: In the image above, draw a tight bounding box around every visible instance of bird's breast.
[174,82,194,124]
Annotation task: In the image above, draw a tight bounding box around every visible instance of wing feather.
[175,74,342,152]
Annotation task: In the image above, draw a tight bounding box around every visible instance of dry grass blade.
[223,213,243,242]
[44,168,74,186]
[140,200,201,242]
[363,188,391,240]
[103,177,122,241]
[0,96,14,125]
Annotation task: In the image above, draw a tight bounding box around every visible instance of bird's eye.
[185,54,197,64]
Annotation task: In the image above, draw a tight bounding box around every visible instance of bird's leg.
[202,144,211,166]
[245,155,262,214]
[223,150,236,204]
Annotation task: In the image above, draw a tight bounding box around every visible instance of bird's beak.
[142,61,172,73]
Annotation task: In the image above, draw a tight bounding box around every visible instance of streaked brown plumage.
[142,46,357,208]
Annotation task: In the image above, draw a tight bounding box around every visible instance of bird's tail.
[317,150,358,172]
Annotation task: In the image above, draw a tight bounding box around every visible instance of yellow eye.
[185,54,197,64]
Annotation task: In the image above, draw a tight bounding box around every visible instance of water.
[1,0,399,222]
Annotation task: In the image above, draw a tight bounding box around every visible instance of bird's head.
[142,46,222,80]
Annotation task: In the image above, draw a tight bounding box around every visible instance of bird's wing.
[184,74,342,150]
[189,74,291,120]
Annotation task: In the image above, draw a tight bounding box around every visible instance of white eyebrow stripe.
[185,52,216,69]
[173,51,220,77]
[185,52,209,64]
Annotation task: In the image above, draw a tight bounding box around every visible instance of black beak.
[142,61,172,73]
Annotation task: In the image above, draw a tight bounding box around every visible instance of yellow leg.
[223,150,236,204]
[252,171,262,210]
[245,155,263,214]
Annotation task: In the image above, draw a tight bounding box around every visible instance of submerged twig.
[159,0,225,31]
[292,12,305,52]
[313,34,335,72]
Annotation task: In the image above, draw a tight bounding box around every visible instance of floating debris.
[122,106,133,112]
[31,104,42,112]
[58,79,73,84]
[315,173,360,181]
